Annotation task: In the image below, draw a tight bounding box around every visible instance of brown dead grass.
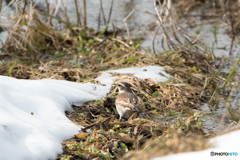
[0,0,230,159]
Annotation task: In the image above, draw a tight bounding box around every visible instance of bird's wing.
[116,92,139,111]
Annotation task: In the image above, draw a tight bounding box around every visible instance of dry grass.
[0,0,234,159]
[60,71,211,159]
[2,2,63,60]
[0,37,220,159]
[122,134,209,160]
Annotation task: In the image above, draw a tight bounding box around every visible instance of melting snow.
[0,66,169,160]
[153,130,240,160]
[2,66,239,160]
[0,76,108,160]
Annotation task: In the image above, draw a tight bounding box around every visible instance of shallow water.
[1,0,240,56]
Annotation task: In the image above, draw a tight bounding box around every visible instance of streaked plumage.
[115,82,140,121]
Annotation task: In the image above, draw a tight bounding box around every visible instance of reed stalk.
[74,0,82,27]
[0,0,2,12]
[83,0,86,28]
[45,0,50,25]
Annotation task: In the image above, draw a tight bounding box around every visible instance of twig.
[235,119,240,131]
[0,0,2,12]
[22,0,27,15]
[123,8,155,43]
[53,0,61,17]
[61,0,70,28]
[123,9,135,43]
[92,37,107,51]
[152,24,160,56]
[45,0,50,25]
[73,105,119,117]
[111,38,130,48]
[112,23,116,37]
[99,0,106,25]
[45,0,49,15]
[217,83,237,135]
[47,0,53,25]
[83,0,86,28]
[81,116,112,132]
[0,0,15,16]
[97,8,101,31]
[74,0,82,27]
[228,0,235,55]
[106,0,114,24]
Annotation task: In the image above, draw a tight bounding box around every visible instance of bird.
[114,82,140,121]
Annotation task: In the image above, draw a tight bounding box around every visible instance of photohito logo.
[210,151,238,156]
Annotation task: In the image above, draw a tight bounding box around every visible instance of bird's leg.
[119,115,122,122]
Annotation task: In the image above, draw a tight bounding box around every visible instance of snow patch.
[0,76,109,160]
[153,130,240,160]
[98,66,170,83]
[0,65,169,160]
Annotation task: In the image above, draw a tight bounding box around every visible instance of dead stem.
[106,0,114,24]
[61,0,70,28]
[74,0,82,27]
[152,24,160,56]
[97,8,101,31]
[123,8,155,43]
[123,9,135,43]
[83,0,86,29]
[0,0,14,16]
[218,83,237,135]
[22,0,27,15]
[45,0,50,25]
[228,0,235,55]
[0,0,2,12]
[99,0,106,25]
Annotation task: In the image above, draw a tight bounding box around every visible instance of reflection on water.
[200,102,229,134]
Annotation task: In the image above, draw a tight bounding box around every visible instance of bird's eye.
[118,84,121,87]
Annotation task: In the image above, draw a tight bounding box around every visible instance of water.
[1,0,240,56]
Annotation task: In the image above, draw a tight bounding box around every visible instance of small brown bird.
[114,82,140,121]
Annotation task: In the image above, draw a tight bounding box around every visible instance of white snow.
[3,65,240,160]
[95,72,117,91]
[2,66,240,160]
[0,76,109,160]
[100,66,170,83]
[0,65,169,160]
[153,129,240,160]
